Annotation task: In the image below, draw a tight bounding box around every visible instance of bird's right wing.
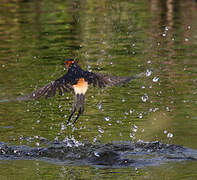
[16,75,73,101]
[86,72,144,88]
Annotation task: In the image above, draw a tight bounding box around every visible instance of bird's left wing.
[16,75,73,101]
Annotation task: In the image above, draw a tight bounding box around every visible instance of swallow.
[17,59,143,124]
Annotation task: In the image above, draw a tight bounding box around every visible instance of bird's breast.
[73,78,88,95]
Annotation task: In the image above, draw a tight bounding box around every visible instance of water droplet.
[166,106,170,111]
[131,124,138,133]
[146,69,152,77]
[153,108,159,112]
[98,127,104,133]
[129,109,134,114]
[61,123,66,130]
[93,137,97,142]
[141,94,148,102]
[138,113,143,119]
[165,26,169,31]
[137,139,143,143]
[147,60,151,64]
[167,133,173,138]
[153,77,159,82]
[124,112,129,116]
[94,151,100,157]
[88,65,92,72]
[97,102,102,110]
[130,133,135,139]
[104,117,110,121]
[134,124,138,129]
[132,128,137,133]
[116,120,122,124]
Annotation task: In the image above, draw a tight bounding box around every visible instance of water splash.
[98,127,104,134]
[138,113,143,119]
[146,69,152,77]
[97,101,103,111]
[141,94,148,102]
[167,133,173,138]
[153,77,159,82]
[104,117,111,121]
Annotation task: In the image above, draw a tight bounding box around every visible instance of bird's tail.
[67,94,85,124]
[74,94,85,113]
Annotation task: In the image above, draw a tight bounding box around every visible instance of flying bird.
[17,59,143,124]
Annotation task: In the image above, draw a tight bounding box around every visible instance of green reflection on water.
[0,0,197,179]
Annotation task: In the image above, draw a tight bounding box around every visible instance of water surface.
[0,0,197,179]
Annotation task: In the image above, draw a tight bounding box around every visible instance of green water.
[0,0,197,179]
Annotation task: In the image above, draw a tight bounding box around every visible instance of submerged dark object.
[16,59,143,123]
[0,141,196,167]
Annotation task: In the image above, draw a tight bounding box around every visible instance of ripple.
[0,141,196,167]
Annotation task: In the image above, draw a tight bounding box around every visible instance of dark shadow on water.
[0,140,197,168]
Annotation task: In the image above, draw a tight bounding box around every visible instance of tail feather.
[75,94,85,113]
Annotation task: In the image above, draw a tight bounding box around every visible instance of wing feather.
[16,75,73,101]
[86,72,144,88]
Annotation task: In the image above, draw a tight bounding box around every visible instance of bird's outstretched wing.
[86,72,144,88]
[16,75,73,101]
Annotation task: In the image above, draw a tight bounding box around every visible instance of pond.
[0,0,197,179]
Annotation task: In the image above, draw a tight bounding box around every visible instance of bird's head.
[65,59,76,68]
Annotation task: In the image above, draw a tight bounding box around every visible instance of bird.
[16,59,143,124]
